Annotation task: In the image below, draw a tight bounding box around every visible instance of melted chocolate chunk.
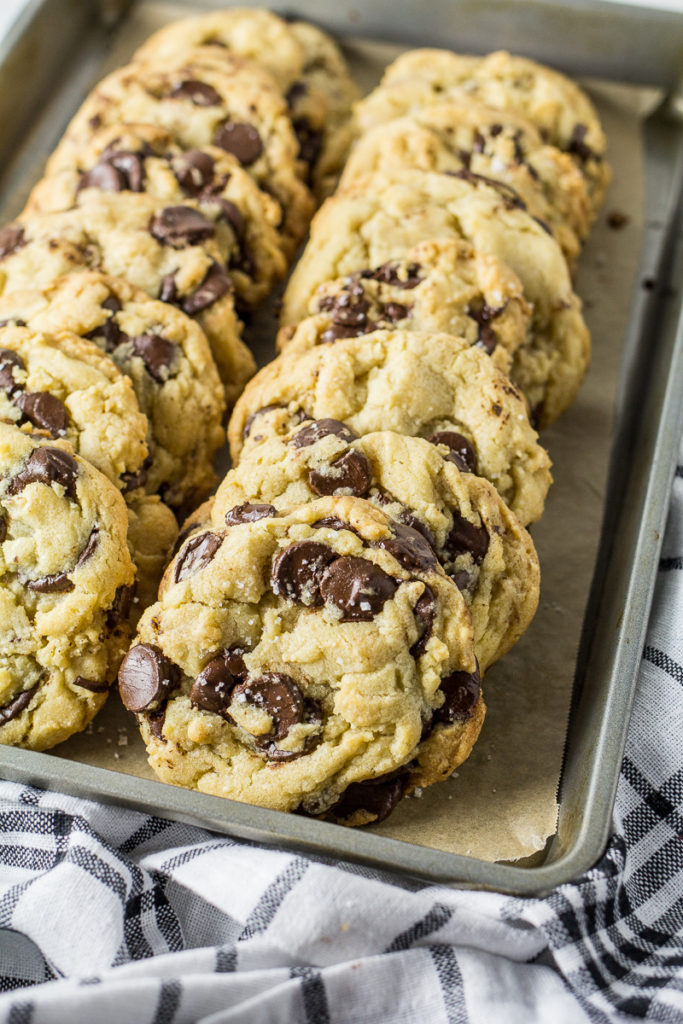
[360,261,422,289]
[147,707,166,738]
[271,540,336,606]
[466,297,503,355]
[190,651,239,714]
[383,301,409,323]
[172,150,216,196]
[311,516,357,534]
[450,569,474,594]
[0,348,25,395]
[328,769,407,823]
[203,197,254,276]
[0,224,26,260]
[170,79,221,106]
[410,585,436,659]
[174,531,223,582]
[232,672,315,760]
[434,664,481,724]
[376,522,438,572]
[26,571,74,593]
[567,123,597,163]
[73,676,109,693]
[224,502,277,525]
[319,556,398,622]
[396,509,437,551]
[106,584,134,628]
[444,514,489,565]
[447,168,526,210]
[118,643,180,712]
[0,684,38,725]
[150,206,215,247]
[309,450,371,497]
[7,447,78,499]
[0,516,6,543]
[15,392,68,437]
[75,527,99,567]
[224,645,249,680]
[285,80,307,105]
[213,122,263,166]
[292,117,323,171]
[131,333,177,382]
[291,418,358,449]
[79,151,145,193]
[428,431,477,473]
[86,296,125,352]
[180,261,232,315]
[120,465,148,493]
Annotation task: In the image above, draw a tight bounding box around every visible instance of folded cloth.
[0,441,680,1024]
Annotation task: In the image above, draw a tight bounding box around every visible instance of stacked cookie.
[119,49,608,826]
[0,10,357,750]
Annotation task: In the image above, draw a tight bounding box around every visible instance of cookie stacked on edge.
[0,9,358,751]
[118,45,608,826]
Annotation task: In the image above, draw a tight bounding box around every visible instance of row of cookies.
[115,48,609,824]
[0,10,358,750]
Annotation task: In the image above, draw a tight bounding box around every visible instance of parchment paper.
[47,4,648,862]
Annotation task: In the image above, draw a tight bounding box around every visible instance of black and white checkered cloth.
[0,444,680,1024]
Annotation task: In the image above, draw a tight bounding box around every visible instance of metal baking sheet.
[0,0,681,895]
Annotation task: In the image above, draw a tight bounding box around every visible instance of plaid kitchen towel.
[0,444,680,1024]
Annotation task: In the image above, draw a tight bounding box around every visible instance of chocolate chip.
[172,150,216,195]
[311,516,357,534]
[319,556,398,622]
[0,516,5,543]
[179,261,232,315]
[106,584,134,627]
[203,197,254,276]
[0,348,25,395]
[118,643,180,712]
[0,684,38,725]
[15,392,68,437]
[224,645,249,679]
[225,502,277,525]
[444,513,489,566]
[131,333,177,382]
[158,272,178,305]
[607,210,629,230]
[309,450,371,498]
[7,447,78,498]
[382,301,409,323]
[466,297,503,355]
[472,129,486,153]
[410,585,436,659]
[396,509,437,551]
[428,431,477,473]
[79,151,145,193]
[75,527,99,567]
[120,465,148,493]
[213,122,263,166]
[327,770,407,824]
[73,676,109,693]
[86,295,125,352]
[361,261,422,289]
[450,569,474,593]
[285,81,307,105]
[291,418,359,449]
[567,123,596,163]
[292,117,323,171]
[190,651,239,715]
[271,540,336,606]
[319,323,369,343]
[434,663,481,724]
[376,522,438,572]
[150,206,215,247]
[79,166,126,195]
[447,168,526,210]
[146,707,166,738]
[231,671,306,745]
[174,531,223,582]
[169,79,222,106]
[0,319,26,328]
[26,571,74,593]
[0,224,25,260]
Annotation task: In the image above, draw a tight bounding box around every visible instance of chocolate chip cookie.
[340,102,592,265]
[229,329,552,526]
[280,170,591,427]
[119,495,484,825]
[276,238,530,381]
[46,54,314,256]
[213,424,540,670]
[0,271,225,512]
[27,124,288,308]
[0,192,253,404]
[355,49,610,211]
[0,423,135,750]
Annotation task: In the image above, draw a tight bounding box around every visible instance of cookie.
[213,425,539,670]
[0,192,253,404]
[0,423,135,750]
[119,495,484,824]
[280,170,591,427]
[133,8,306,92]
[276,238,530,381]
[354,49,610,211]
[228,329,552,526]
[0,271,225,512]
[45,55,314,256]
[27,124,288,308]
[287,21,360,200]
[341,102,591,265]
